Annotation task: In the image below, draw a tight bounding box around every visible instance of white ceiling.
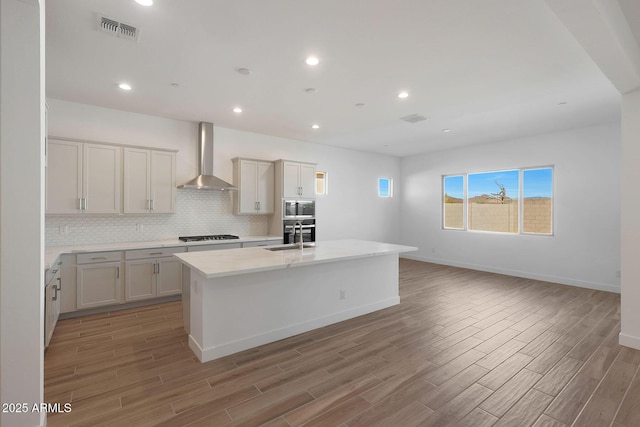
[46,0,624,157]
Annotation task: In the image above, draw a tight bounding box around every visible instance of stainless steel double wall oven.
[282,199,316,244]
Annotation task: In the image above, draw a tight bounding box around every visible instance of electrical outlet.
[616,270,621,278]
[339,289,346,300]
[136,223,144,232]
[58,225,68,235]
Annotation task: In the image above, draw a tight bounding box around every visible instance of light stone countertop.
[174,239,418,279]
[44,236,282,270]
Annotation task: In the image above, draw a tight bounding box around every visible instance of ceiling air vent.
[400,114,427,123]
[97,15,140,42]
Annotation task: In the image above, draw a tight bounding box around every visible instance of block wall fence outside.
[469,203,519,233]
[523,198,552,234]
[444,198,552,234]
[45,189,268,247]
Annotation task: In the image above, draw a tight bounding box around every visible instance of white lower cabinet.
[125,260,156,301]
[76,252,122,310]
[156,258,183,296]
[45,261,62,347]
[124,247,185,302]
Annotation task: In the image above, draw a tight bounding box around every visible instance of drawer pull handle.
[91,257,108,260]
[149,252,163,255]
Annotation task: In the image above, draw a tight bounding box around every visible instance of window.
[378,177,393,198]
[442,167,553,235]
[522,168,553,234]
[316,171,327,195]
[468,170,519,233]
[443,175,464,229]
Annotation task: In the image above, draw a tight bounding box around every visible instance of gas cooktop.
[178,234,240,242]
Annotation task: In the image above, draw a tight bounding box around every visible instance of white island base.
[176,240,416,363]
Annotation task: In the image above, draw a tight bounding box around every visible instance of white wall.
[620,89,640,349]
[47,99,402,244]
[400,123,621,292]
[0,0,45,426]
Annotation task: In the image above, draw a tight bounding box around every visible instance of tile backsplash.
[45,189,269,247]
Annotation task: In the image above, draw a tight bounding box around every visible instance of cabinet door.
[125,260,156,301]
[46,140,82,213]
[84,144,121,213]
[300,163,316,198]
[156,258,182,296]
[124,148,151,213]
[257,161,275,214]
[282,162,301,198]
[77,262,122,309]
[150,151,176,213]
[239,159,259,213]
[52,276,61,334]
[44,284,54,347]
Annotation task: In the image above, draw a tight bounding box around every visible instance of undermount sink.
[264,244,315,251]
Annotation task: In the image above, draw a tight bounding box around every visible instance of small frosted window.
[378,178,393,198]
[316,172,327,195]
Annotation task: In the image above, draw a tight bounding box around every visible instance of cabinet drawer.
[46,267,61,286]
[77,251,121,264]
[125,246,186,260]
[187,242,242,252]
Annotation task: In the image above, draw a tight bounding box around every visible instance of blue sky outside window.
[378,178,392,197]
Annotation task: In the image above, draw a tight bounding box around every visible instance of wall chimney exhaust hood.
[178,122,237,191]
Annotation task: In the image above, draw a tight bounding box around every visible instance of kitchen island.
[174,239,417,362]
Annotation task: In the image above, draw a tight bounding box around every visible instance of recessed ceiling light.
[398,91,409,99]
[236,68,251,75]
[558,101,568,105]
[170,82,180,87]
[442,128,452,133]
[304,88,317,94]
[305,56,320,66]
[233,107,243,113]
[135,0,153,6]
[118,83,132,91]
[355,103,366,107]
[311,124,320,129]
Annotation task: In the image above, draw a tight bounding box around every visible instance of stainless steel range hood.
[178,122,237,191]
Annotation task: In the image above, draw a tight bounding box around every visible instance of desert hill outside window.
[443,167,553,235]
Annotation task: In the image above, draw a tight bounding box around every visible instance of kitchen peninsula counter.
[175,239,417,362]
[174,239,416,278]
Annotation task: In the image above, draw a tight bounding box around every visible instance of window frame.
[442,166,554,236]
[316,171,328,195]
[442,174,465,230]
[378,177,393,198]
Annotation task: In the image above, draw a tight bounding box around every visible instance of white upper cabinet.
[150,150,176,213]
[124,148,176,213]
[232,158,275,215]
[280,160,316,199]
[46,139,120,214]
[46,140,82,214]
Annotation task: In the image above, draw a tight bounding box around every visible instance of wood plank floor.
[44,259,640,426]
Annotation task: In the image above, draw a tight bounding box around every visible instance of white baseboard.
[192,297,399,363]
[400,254,620,294]
[619,332,640,350]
